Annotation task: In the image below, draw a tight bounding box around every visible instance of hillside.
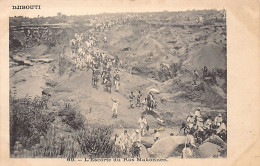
[9,10,227,158]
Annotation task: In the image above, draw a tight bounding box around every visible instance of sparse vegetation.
[10,93,54,151]
[9,9,227,158]
[76,124,118,158]
[58,106,86,130]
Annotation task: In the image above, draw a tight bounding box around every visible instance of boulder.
[141,136,154,148]
[140,144,150,158]
[198,142,222,158]
[148,136,186,158]
[203,135,227,150]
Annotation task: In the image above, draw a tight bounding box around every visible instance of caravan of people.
[9,10,227,158]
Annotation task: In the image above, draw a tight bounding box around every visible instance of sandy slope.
[9,11,227,136]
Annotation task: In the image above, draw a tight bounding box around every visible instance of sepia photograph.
[9,9,228,159]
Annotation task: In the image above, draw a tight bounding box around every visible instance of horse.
[178,119,217,144]
[178,121,190,135]
[147,99,156,111]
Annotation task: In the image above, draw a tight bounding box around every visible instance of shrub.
[75,124,118,158]
[157,62,182,82]
[10,93,54,151]
[11,134,78,158]
[169,62,182,77]
[58,106,85,130]
[58,57,72,75]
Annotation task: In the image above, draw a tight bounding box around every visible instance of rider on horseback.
[204,117,213,130]
[214,113,223,127]
[146,92,154,111]
[186,113,195,129]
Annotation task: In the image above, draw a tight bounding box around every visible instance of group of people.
[115,114,151,157]
[99,56,121,93]
[110,89,159,156]
[91,54,121,93]
[115,113,163,157]
[111,89,158,119]
[69,32,99,70]
[116,129,142,157]
[182,107,227,146]
[69,32,122,94]
[93,14,140,32]
[128,91,157,111]
[192,66,218,85]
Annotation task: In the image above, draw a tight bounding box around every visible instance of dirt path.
[44,45,203,132]
[50,66,187,138]
[52,65,157,129]
[10,63,50,98]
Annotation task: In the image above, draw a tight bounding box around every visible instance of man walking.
[113,70,120,92]
[193,70,199,85]
[118,130,131,155]
[138,115,148,136]
[111,98,118,118]
[129,91,135,108]
[136,91,142,107]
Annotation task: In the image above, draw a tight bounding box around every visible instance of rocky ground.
[9,10,227,158]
